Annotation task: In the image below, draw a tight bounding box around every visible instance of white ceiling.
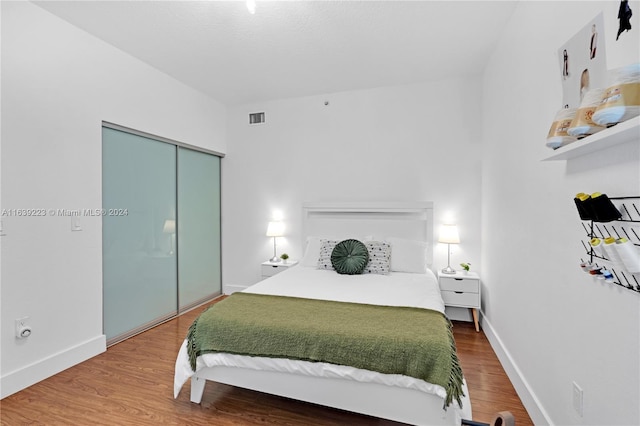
[35,1,518,106]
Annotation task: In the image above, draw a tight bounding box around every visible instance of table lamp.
[266,221,285,262]
[439,224,459,274]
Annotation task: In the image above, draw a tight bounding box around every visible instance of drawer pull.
[271,266,279,268]
[455,291,464,294]
[454,278,463,281]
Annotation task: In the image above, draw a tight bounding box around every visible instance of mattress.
[245,264,445,312]
[174,265,468,418]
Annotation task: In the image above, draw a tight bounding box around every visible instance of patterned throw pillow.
[331,239,370,275]
[317,239,339,270]
[363,241,391,275]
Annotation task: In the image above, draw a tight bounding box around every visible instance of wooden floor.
[1,300,532,426]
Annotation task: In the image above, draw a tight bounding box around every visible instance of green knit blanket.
[187,292,464,408]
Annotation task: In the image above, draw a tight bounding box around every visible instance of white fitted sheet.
[174,265,461,411]
[244,264,445,312]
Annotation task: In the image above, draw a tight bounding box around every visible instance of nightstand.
[438,270,481,332]
[261,260,298,280]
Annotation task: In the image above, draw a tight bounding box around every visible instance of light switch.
[71,216,82,231]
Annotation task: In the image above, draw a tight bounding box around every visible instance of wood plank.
[0,302,533,425]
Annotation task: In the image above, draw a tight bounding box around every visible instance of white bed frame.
[189,202,468,425]
[301,201,434,266]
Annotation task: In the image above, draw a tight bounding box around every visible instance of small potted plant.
[280,253,289,263]
[460,262,471,274]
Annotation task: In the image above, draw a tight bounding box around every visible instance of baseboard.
[1,334,106,399]
[480,314,553,425]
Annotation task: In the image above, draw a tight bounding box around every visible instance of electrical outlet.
[15,316,32,339]
[572,381,583,417]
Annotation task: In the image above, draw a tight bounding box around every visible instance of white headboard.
[302,202,434,266]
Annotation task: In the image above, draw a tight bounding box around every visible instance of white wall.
[0,1,226,398]
[481,2,639,425]
[4,3,637,421]
[223,77,483,308]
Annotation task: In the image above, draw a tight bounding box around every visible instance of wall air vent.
[249,112,265,125]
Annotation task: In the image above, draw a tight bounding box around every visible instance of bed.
[174,202,472,425]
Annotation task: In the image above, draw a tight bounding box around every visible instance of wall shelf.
[542,116,639,161]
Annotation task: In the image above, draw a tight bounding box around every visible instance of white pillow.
[300,237,323,267]
[386,237,428,273]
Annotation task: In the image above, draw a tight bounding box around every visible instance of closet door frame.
[102,122,223,346]
[103,122,225,158]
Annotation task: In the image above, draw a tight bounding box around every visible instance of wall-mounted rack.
[579,196,640,293]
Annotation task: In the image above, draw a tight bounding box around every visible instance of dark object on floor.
[462,410,516,426]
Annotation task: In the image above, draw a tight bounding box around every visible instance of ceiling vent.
[249,112,265,125]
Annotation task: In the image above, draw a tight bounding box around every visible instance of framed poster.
[558,13,607,108]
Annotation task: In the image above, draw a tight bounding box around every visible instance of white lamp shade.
[266,221,285,237]
[438,224,460,244]
[163,219,176,234]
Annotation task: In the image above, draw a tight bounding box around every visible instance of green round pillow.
[331,239,369,275]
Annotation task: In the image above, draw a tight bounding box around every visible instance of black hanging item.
[574,192,593,220]
[590,193,622,222]
[617,0,633,41]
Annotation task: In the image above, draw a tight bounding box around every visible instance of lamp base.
[441,266,456,274]
[269,256,281,263]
